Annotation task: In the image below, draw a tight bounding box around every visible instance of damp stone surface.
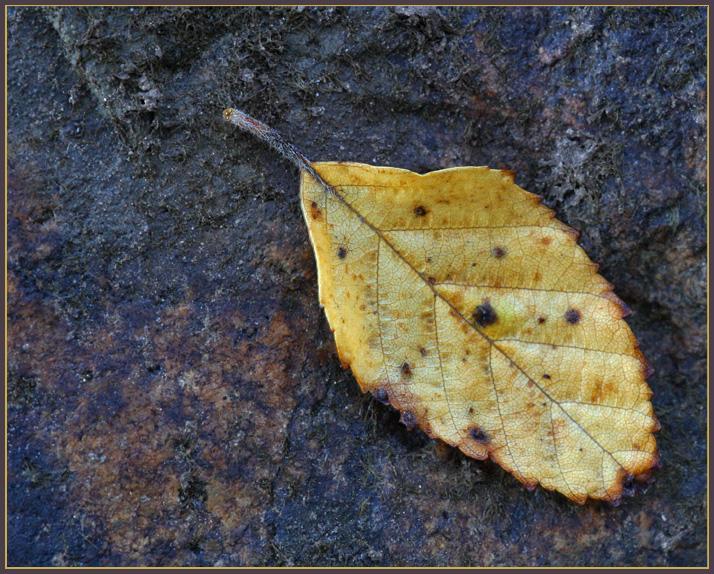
[8,6,706,567]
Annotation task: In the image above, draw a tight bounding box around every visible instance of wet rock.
[8,6,705,566]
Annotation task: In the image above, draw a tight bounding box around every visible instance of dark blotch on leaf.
[337,246,347,259]
[414,205,428,217]
[491,246,507,259]
[401,362,412,377]
[537,316,546,324]
[565,308,581,324]
[400,411,417,430]
[474,301,498,327]
[309,200,322,220]
[543,373,551,379]
[469,427,490,443]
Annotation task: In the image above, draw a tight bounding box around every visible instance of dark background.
[7,6,707,567]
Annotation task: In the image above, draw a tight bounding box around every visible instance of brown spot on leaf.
[590,380,605,403]
[565,308,581,324]
[337,246,347,259]
[540,236,552,246]
[473,301,497,327]
[413,205,428,217]
[309,201,322,220]
[419,346,427,357]
[543,373,551,379]
[537,316,546,324]
[491,246,507,259]
[400,362,412,378]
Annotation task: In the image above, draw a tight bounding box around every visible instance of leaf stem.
[222,107,332,193]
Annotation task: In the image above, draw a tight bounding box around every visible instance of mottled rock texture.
[8,6,706,567]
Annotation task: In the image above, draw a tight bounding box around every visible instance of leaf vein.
[375,237,392,390]
[384,224,563,232]
[550,403,575,499]
[489,348,525,480]
[436,281,611,302]
[433,296,463,442]
[496,338,639,359]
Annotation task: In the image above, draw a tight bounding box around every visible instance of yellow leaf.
[222,107,659,504]
[300,162,659,504]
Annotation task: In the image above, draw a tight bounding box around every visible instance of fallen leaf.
[299,162,659,504]
[222,108,659,504]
